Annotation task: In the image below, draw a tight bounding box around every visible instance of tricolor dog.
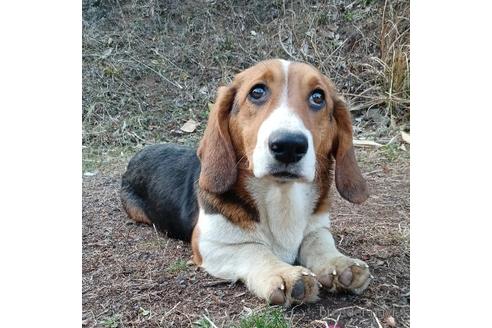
[121,59,371,306]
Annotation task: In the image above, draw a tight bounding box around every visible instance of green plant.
[235,307,289,328]
[166,259,188,273]
[101,314,120,328]
[343,11,354,21]
[193,315,215,327]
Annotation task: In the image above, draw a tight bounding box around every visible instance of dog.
[121,59,371,306]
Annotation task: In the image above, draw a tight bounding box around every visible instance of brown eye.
[309,89,325,111]
[248,84,268,103]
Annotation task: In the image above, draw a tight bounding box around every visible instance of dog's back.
[120,144,200,241]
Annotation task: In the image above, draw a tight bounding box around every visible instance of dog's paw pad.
[269,286,286,305]
[316,257,372,294]
[339,267,353,287]
[291,279,305,300]
[265,266,319,306]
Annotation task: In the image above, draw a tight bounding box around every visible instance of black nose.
[268,131,308,164]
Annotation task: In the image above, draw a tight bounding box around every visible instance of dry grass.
[82,1,410,327]
[378,0,410,123]
[83,0,410,166]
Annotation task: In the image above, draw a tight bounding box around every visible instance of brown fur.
[196,59,367,227]
[198,170,259,230]
[197,86,238,194]
[191,226,202,265]
[228,60,287,173]
[122,200,152,225]
[331,97,369,204]
[286,63,338,214]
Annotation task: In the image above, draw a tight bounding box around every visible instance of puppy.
[121,59,371,306]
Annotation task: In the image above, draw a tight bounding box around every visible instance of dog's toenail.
[332,269,337,275]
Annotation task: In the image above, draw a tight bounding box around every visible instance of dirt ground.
[82,148,409,328]
[82,1,410,327]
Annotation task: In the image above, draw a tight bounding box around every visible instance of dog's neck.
[198,161,334,231]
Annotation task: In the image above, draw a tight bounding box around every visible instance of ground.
[82,147,409,328]
[82,1,409,327]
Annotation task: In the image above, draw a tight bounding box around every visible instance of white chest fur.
[246,179,317,263]
[198,179,331,275]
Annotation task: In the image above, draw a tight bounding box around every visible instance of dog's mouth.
[271,171,300,180]
[267,166,305,182]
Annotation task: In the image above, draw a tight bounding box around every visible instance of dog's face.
[198,59,368,204]
[229,60,334,183]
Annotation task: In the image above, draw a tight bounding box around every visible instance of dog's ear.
[197,86,237,194]
[331,95,369,204]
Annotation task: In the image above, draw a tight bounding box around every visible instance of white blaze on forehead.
[251,60,316,181]
[279,59,290,90]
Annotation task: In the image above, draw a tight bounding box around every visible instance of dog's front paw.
[316,256,372,294]
[265,266,320,306]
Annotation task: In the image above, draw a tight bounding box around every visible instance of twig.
[278,23,297,60]
[160,302,181,323]
[331,306,383,328]
[202,315,218,328]
[348,100,385,112]
[128,56,183,89]
[372,310,383,328]
[366,169,383,176]
[380,0,389,59]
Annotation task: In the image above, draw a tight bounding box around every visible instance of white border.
[1,1,81,326]
[2,0,492,326]
[412,1,492,326]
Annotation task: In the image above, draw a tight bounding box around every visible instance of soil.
[82,1,410,326]
[82,148,409,328]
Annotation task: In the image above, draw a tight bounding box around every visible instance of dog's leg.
[120,188,152,225]
[196,208,320,306]
[298,227,372,294]
[199,241,319,306]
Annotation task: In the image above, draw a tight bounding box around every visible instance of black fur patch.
[121,144,201,242]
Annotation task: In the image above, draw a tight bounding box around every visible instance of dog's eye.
[309,89,325,111]
[248,84,268,102]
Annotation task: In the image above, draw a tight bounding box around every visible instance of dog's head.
[198,59,368,204]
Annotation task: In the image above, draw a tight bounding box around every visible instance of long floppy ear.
[332,96,369,204]
[197,86,237,194]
